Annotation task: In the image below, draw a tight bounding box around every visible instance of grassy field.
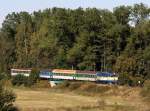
[12,84,150,111]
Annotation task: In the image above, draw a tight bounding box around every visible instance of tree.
[0,12,19,73]
[131,3,150,25]
[15,12,33,67]
[114,6,131,25]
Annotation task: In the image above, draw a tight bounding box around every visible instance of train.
[11,68,118,84]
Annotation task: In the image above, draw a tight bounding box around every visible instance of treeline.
[0,3,150,85]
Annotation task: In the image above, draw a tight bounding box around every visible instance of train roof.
[52,69,96,74]
[11,68,32,70]
[40,69,52,72]
[96,72,116,76]
[52,69,76,74]
[76,70,96,74]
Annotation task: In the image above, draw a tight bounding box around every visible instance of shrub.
[118,72,144,86]
[30,68,40,81]
[0,83,18,111]
[118,72,131,85]
[11,68,40,87]
[129,76,144,86]
[11,74,28,86]
[0,72,9,81]
[25,68,40,87]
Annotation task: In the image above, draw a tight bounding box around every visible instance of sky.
[0,0,150,27]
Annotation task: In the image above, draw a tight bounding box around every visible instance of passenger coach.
[96,72,118,84]
[11,68,32,77]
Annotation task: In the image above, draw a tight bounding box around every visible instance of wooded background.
[0,3,150,85]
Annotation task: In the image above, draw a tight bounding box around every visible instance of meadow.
[13,82,150,111]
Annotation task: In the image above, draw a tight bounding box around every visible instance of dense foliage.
[0,3,150,85]
[11,74,28,86]
[11,70,39,87]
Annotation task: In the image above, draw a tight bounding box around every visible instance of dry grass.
[13,85,150,111]
[14,88,98,111]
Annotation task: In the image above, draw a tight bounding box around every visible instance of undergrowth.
[53,81,113,96]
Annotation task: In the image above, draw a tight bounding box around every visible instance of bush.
[0,72,9,81]
[30,68,40,81]
[118,72,131,85]
[11,68,40,87]
[11,74,28,86]
[0,83,18,111]
[118,72,144,86]
[129,76,144,86]
[26,68,40,87]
